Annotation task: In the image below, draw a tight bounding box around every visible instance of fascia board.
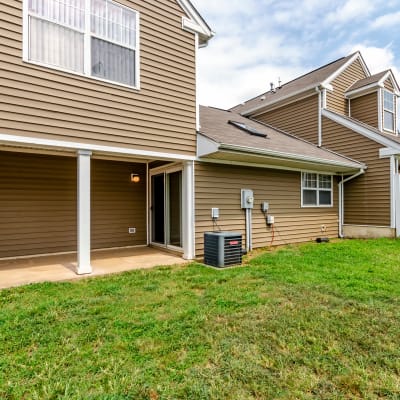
[177,0,214,42]
[218,143,364,170]
[197,157,361,175]
[345,83,382,99]
[0,132,196,161]
[322,109,400,149]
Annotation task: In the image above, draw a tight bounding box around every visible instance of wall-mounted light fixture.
[130,173,140,183]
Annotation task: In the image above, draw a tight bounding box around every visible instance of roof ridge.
[230,52,357,110]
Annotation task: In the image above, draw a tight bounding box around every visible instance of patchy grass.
[1,238,400,399]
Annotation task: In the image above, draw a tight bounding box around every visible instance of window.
[383,90,395,132]
[301,173,332,207]
[26,0,138,88]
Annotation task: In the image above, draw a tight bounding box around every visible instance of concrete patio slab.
[0,247,188,290]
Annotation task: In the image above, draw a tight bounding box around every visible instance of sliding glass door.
[151,169,182,249]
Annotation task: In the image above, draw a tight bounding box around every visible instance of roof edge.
[241,86,317,117]
[176,0,215,46]
[322,109,400,149]
[322,51,370,87]
[219,143,365,170]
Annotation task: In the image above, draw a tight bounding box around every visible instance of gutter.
[219,143,363,171]
[338,169,365,238]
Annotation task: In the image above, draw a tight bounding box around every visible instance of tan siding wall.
[0,151,77,257]
[327,59,367,115]
[255,94,319,143]
[0,151,147,258]
[0,0,196,155]
[350,92,378,128]
[384,78,394,91]
[195,162,339,256]
[322,117,391,226]
[92,159,147,249]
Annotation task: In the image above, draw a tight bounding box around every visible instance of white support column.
[182,160,195,260]
[77,150,92,274]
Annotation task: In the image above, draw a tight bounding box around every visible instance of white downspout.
[391,156,400,236]
[338,169,365,238]
[316,87,322,147]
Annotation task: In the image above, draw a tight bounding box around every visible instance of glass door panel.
[151,173,165,244]
[167,171,182,247]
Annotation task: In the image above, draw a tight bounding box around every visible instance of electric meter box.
[241,189,254,209]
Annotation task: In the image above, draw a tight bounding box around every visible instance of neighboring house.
[231,52,400,239]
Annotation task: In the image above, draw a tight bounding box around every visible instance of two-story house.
[0,0,214,273]
[2,0,392,274]
[230,51,400,240]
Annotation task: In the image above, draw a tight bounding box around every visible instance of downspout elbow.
[338,168,365,238]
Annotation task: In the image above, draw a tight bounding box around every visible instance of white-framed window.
[24,0,139,88]
[383,90,395,132]
[301,173,333,207]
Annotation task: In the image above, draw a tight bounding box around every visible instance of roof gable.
[345,69,400,98]
[176,0,214,46]
[231,52,370,116]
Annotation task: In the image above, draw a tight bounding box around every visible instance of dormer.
[345,70,400,135]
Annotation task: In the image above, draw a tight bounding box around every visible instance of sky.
[191,0,400,110]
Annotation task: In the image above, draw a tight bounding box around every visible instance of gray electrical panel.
[241,189,254,209]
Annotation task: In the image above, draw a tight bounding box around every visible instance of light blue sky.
[192,0,400,109]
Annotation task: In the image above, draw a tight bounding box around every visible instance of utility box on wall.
[204,231,243,268]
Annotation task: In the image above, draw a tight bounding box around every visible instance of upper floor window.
[383,90,395,132]
[301,173,333,207]
[26,0,139,88]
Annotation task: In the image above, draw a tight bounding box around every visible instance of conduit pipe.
[245,208,252,252]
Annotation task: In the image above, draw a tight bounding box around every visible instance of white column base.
[76,264,92,275]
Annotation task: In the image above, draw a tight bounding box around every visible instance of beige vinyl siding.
[0,151,77,258]
[195,162,339,256]
[384,78,394,91]
[350,92,378,128]
[0,151,147,258]
[254,94,319,143]
[327,59,367,115]
[322,117,391,226]
[92,159,147,249]
[0,0,197,155]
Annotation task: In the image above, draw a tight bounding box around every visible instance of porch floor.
[0,247,188,290]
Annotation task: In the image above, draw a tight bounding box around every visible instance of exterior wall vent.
[204,231,243,268]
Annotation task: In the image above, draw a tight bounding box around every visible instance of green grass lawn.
[1,239,400,399]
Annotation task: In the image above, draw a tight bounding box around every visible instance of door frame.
[149,163,183,252]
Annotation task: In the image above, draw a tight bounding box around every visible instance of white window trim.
[301,172,333,208]
[22,0,140,90]
[383,89,396,134]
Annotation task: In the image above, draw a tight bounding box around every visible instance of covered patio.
[0,247,188,290]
